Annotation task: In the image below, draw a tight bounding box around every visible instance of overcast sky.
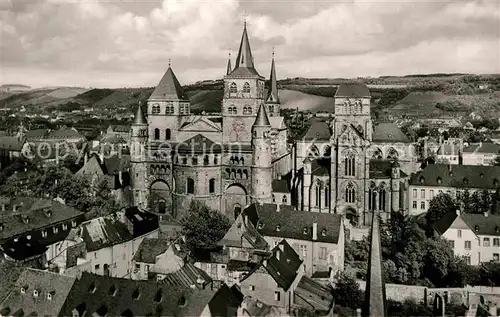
[1,0,499,88]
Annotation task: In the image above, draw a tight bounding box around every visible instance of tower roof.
[266,54,280,103]
[230,23,260,77]
[363,212,387,317]
[133,103,147,125]
[150,67,188,100]
[226,53,232,76]
[253,104,270,127]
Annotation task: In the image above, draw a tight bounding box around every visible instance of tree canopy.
[180,200,231,250]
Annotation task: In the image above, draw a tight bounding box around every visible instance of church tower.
[226,52,232,76]
[251,104,273,204]
[130,102,149,208]
[222,22,266,145]
[265,50,280,117]
[147,65,189,143]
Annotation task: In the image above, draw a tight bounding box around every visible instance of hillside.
[0,87,89,108]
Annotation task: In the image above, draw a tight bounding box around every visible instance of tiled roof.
[60,272,208,317]
[208,284,243,317]
[254,104,270,127]
[437,143,461,156]
[109,125,130,133]
[335,83,370,98]
[272,179,289,193]
[301,119,331,141]
[229,24,260,77]
[175,134,222,153]
[372,123,410,143]
[0,269,76,316]
[369,160,407,179]
[410,164,500,190]
[226,259,257,272]
[463,142,500,154]
[0,198,84,241]
[47,128,84,140]
[133,238,170,264]
[432,211,500,237]
[239,296,287,317]
[0,136,25,152]
[244,203,342,244]
[25,129,49,139]
[160,262,212,289]
[149,67,188,100]
[262,240,302,291]
[311,158,330,176]
[79,217,132,252]
[432,211,459,235]
[103,154,130,175]
[0,261,24,303]
[294,275,334,313]
[218,213,268,250]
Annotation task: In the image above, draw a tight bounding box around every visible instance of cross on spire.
[168,58,171,67]
[272,46,275,58]
[242,10,249,27]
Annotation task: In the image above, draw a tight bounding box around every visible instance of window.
[42,230,47,238]
[269,105,274,113]
[274,291,281,301]
[152,104,160,114]
[494,254,499,262]
[230,82,237,93]
[421,189,425,198]
[214,155,219,165]
[420,201,425,210]
[320,247,327,260]
[465,241,471,250]
[187,178,194,194]
[379,187,386,211]
[344,152,355,176]
[243,82,250,93]
[62,224,68,231]
[458,230,462,238]
[272,194,276,203]
[249,285,255,291]
[154,128,160,140]
[325,186,329,207]
[483,238,490,247]
[300,245,307,257]
[412,189,417,198]
[345,182,356,203]
[412,201,417,209]
[243,106,252,115]
[209,179,215,194]
[165,129,171,140]
[95,264,100,271]
[448,240,455,248]
[192,157,198,165]
[430,190,434,199]
[282,195,287,203]
[203,155,209,166]
[144,265,149,273]
[463,255,471,265]
[315,184,321,207]
[494,238,499,246]
[53,226,59,234]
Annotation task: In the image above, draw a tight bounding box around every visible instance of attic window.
[480,173,484,178]
[275,225,280,232]
[132,289,140,300]
[33,289,39,297]
[321,229,326,236]
[419,177,425,184]
[463,178,468,185]
[437,177,442,184]
[47,291,55,300]
[21,285,28,294]
[495,226,499,233]
[303,227,308,234]
[178,296,187,307]
[0,223,3,231]
[475,225,479,232]
[258,222,263,230]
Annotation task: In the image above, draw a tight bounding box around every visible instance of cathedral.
[130,22,416,226]
[130,22,290,221]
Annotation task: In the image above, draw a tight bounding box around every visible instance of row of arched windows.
[344,152,356,176]
[368,183,387,211]
[228,105,254,115]
[154,128,171,141]
[150,164,170,174]
[229,82,251,94]
[229,156,244,165]
[228,106,237,114]
[175,154,219,166]
[314,182,330,208]
[342,101,362,114]
[243,106,252,115]
[371,147,399,160]
[272,194,288,204]
[226,168,249,179]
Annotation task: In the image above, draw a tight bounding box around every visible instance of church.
[129,22,416,226]
[129,22,291,221]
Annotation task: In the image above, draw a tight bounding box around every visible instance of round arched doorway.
[150,180,171,215]
[225,183,247,220]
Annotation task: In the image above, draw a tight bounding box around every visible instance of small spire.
[133,101,147,125]
[226,51,232,76]
[272,46,275,58]
[168,58,171,67]
[266,48,280,104]
[253,104,271,127]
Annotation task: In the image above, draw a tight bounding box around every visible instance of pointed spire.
[133,101,147,125]
[231,22,259,76]
[266,47,280,104]
[253,104,270,127]
[362,212,387,317]
[149,66,188,101]
[226,52,232,76]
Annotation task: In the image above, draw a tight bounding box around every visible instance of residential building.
[47,207,159,277]
[432,211,500,265]
[462,142,500,166]
[435,142,461,165]
[271,179,291,205]
[0,197,85,266]
[408,165,500,215]
[0,135,31,170]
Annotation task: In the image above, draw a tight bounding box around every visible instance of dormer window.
[47,291,55,300]
[321,229,327,236]
[475,225,479,232]
[41,230,47,238]
[494,179,499,187]
[0,223,4,231]
[437,177,442,184]
[303,227,308,234]
[53,226,59,234]
[258,222,264,230]
[72,220,77,227]
[109,285,117,296]
[275,225,280,232]
[153,289,163,303]
[480,173,484,178]
[419,177,425,184]
[495,226,499,233]
[178,296,187,307]
[33,289,39,297]
[63,224,68,231]
[21,286,28,294]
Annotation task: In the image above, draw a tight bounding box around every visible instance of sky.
[0,0,499,88]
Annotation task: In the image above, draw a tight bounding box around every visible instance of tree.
[180,200,231,250]
[332,272,364,310]
[426,193,458,226]
[87,178,124,218]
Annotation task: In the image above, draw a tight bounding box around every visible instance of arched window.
[282,195,287,204]
[232,107,237,114]
[272,194,276,203]
[214,155,219,165]
[203,155,209,166]
[243,82,250,93]
[308,145,320,158]
[387,148,399,160]
[346,182,356,203]
[379,186,386,211]
[187,178,194,194]
[269,105,274,113]
[165,129,171,140]
[240,157,244,165]
[315,182,322,207]
[344,151,355,176]
[324,185,329,207]
[230,82,237,93]
[237,169,242,179]
[343,101,348,114]
[371,148,383,160]
[368,182,376,211]
[243,106,252,115]
[242,170,248,179]
[152,105,160,114]
[192,156,198,165]
[154,128,160,140]
[355,101,362,113]
[209,178,215,194]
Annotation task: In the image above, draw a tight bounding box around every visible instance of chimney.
[276,203,280,212]
[244,215,248,226]
[84,153,88,165]
[484,211,489,218]
[456,210,460,216]
[278,243,284,252]
[275,250,280,260]
[356,308,362,317]
[118,171,123,185]
[312,223,318,241]
[263,259,267,267]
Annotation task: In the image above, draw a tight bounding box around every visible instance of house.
[59,272,214,317]
[462,142,500,166]
[244,203,345,277]
[435,142,461,165]
[238,296,290,317]
[0,268,76,316]
[47,207,159,277]
[0,261,25,304]
[271,179,291,205]
[192,248,231,285]
[0,197,85,266]
[408,165,500,215]
[240,239,333,314]
[432,210,500,265]
[0,136,31,169]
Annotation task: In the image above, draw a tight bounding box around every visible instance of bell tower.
[251,104,273,204]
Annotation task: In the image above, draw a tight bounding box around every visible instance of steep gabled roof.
[229,23,260,77]
[263,240,302,291]
[253,104,271,127]
[149,67,188,101]
[373,123,410,143]
[335,83,370,98]
[301,119,331,141]
[133,103,147,125]
[410,164,500,189]
[266,56,280,103]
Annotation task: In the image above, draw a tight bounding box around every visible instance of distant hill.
[0,87,89,108]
